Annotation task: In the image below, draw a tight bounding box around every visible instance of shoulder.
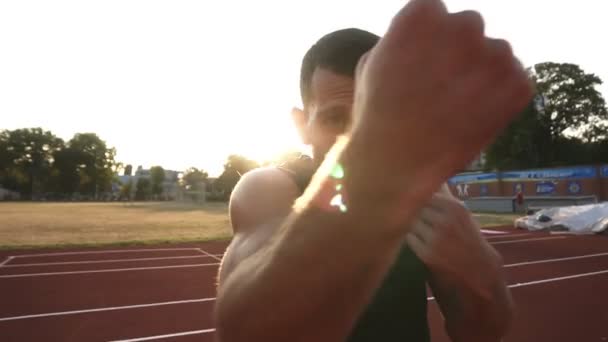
[218,167,301,284]
[229,167,301,234]
[276,154,315,192]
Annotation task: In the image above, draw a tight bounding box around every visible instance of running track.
[1,228,607,341]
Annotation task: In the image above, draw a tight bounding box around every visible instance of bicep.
[218,218,284,285]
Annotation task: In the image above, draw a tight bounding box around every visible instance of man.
[515,187,525,213]
[215,0,533,341]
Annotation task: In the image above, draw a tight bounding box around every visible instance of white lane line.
[108,329,215,342]
[509,269,608,288]
[481,229,510,235]
[486,233,533,240]
[0,263,220,278]
[505,252,608,268]
[3,255,212,268]
[490,236,566,245]
[0,298,216,322]
[198,248,222,262]
[428,268,608,301]
[10,248,201,259]
[0,256,13,267]
[550,230,596,235]
[3,267,606,322]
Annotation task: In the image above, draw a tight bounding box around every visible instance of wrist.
[340,133,441,229]
[293,137,397,238]
[295,135,427,239]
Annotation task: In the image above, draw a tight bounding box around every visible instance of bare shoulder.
[229,166,301,233]
[218,167,301,284]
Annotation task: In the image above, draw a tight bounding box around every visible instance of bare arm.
[429,245,514,342]
[215,143,418,342]
[216,0,532,339]
[440,187,514,342]
[411,186,514,341]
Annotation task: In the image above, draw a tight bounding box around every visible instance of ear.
[291,107,311,145]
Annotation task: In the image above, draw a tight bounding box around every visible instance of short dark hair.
[299,28,380,107]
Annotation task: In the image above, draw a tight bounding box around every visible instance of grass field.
[473,212,520,228]
[0,202,519,249]
[0,202,232,249]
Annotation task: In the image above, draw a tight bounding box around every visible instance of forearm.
[433,246,513,341]
[215,139,430,342]
[447,282,513,342]
[215,205,404,342]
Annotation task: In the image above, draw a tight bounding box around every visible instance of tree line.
[0,128,270,201]
[2,62,607,200]
[0,129,118,200]
[483,62,608,170]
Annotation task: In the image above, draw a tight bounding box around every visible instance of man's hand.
[405,193,513,341]
[406,193,502,297]
[349,0,534,208]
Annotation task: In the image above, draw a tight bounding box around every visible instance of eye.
[321,112,350,131]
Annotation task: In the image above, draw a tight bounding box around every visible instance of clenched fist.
[349,0,533,203]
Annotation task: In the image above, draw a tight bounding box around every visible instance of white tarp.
[514,202,608,234]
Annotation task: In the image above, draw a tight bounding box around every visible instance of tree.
[532,62,608,142]
[216,155,259,194]
[150,166,166,197]
[68,133,118,198]
[179,168,209,202]
[135,177,152,201]
[485,100,551,170]
[124,164,133,176]
[180,167,208,191]
[591,140,608,163]
[0,130,19,191]
[1,128,64,198]
[0,128,120,200]
[50,146,83,196]
[485,62,608,170]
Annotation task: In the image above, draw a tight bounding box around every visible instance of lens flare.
[330,163,345,179]
[330,193,348,213]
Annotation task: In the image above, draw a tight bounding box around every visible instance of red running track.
[0,228,607,341]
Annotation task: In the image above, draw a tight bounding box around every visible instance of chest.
[347,246,430,342]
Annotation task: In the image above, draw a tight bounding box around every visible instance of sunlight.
[1,0,606,174]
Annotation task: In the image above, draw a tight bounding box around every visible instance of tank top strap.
[276,154,315,194]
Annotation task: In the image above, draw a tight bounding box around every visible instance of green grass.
[0,201,519,250]
[473,212,520,228]
[0,201,232,250]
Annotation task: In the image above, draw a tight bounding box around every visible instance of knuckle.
[486,38,515,63]
[445,10,485,43]
[456,10,485,34]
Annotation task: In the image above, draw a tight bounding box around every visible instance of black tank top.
[278,155,431,342]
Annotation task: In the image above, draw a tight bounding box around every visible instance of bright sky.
[1,0,606,176]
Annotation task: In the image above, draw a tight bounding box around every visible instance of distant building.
[0,187,20,200]
[448,164,608,202]
[115,168,182,200]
